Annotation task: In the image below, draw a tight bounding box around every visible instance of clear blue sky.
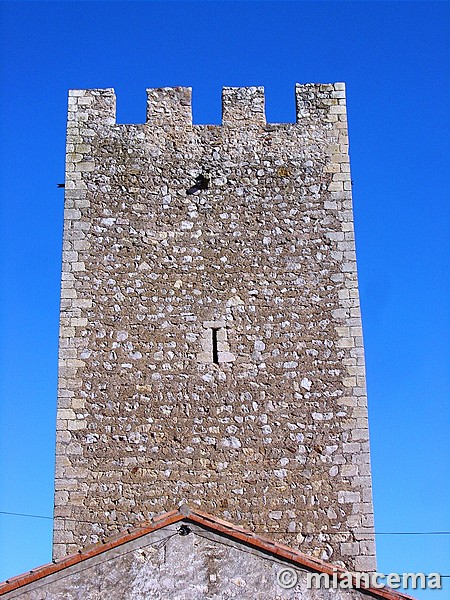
[0,2,449,598]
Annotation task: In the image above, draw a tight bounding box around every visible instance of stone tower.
[54,84,375,571]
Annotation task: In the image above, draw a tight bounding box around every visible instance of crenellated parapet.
[67,83,347,128]
[68,88,116,125]
[222,86,266,126]
[146,86,193,127]
[295,82,347,125]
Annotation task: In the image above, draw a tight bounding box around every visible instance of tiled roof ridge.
[0,506,416,599]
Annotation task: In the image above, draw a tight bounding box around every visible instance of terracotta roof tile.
[0,507,416,600]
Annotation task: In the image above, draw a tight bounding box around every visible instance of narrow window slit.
[211,328,219,364]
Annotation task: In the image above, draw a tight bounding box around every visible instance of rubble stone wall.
[54,84,375,571]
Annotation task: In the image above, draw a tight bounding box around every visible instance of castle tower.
[54,84,375,571]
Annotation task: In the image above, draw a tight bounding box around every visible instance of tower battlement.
[56,84,375,572]
[68,83,348,128]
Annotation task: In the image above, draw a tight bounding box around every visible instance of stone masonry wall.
[54,84,375,571]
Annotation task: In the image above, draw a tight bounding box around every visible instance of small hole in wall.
[198,321,235,366]
[212,328,219,364]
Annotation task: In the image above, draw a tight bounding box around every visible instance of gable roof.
[0,505,415,599]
